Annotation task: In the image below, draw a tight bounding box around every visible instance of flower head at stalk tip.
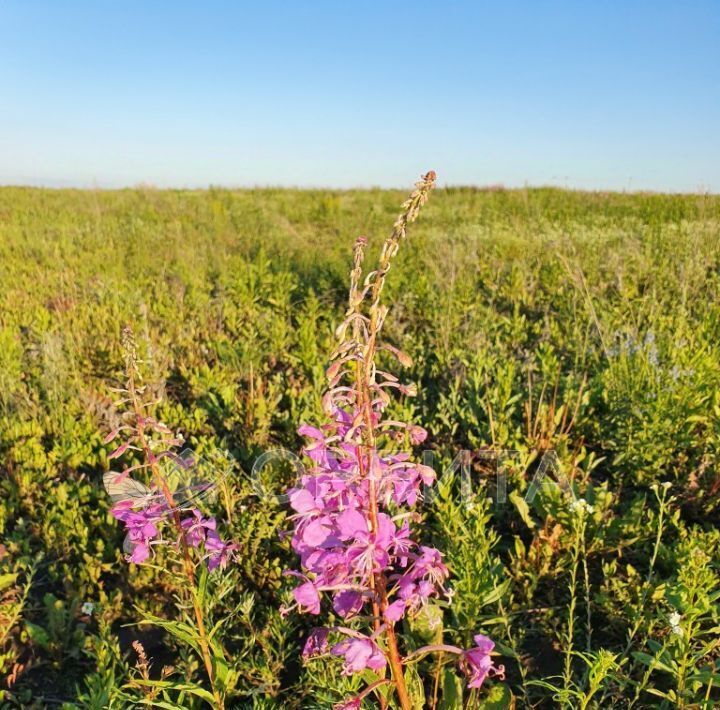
[106,328,237,574]
[569,497,594,516]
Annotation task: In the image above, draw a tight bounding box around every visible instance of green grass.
[1,185,719,707]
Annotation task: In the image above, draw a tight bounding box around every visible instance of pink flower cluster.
[287,411,448,629]
[284,342,503,701]
[112,500,167,564]
[111,500,236,571]
[303,627,386,677]
[180,508,238,571]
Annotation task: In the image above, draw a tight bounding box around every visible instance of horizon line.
[0,179,716,197]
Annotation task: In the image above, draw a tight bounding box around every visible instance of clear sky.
[1,1,719,191]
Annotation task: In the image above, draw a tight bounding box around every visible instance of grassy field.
[1,184,719,708]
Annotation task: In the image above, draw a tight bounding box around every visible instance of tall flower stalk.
[285,172,503,708]
[106,328,235,708]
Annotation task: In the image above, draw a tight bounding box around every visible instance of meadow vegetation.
[0,182,719,707]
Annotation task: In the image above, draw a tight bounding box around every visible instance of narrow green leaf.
[509,491,535,529]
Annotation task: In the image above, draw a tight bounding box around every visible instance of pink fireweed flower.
[286,405,453,659]
[408,425,427,445]
[332,589,364,619]
[331,637,387,675]
[461,634,505,689]
[302,627,330,658]
[413,546,450,586]
[177,509,236,570]
[180,509,238,572]
[345,512,396,578]
[179,510,236,570]
[384,598,406,622]
[111,500,168,564]
[293,580,322,615]
[286,413,450,613]
[180,508,215,548]
[204,528,238,571]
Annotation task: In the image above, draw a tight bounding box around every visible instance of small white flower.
[661,481,672,490]
[668,611,683,636]
[569,498,594,515]
[81,602,94,616]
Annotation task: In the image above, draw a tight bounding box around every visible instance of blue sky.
[1,1,718,191]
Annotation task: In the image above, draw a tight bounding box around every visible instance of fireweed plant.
[105,328,236,708]
[284,172,504,709]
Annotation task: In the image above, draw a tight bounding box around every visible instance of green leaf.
[509,491,535,529]
[404,663,426,708]
[136,613,201,655]
[645,687,670,699]
[408,602,444,644]
[439,667,463,709]
[132,679,217,704]
[24,621,50,649]
[631,651,674,674]
[479,682,513,709]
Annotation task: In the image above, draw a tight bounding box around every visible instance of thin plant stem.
[431,651,443,710]
[563,512,585,705]
[582,543,591,655]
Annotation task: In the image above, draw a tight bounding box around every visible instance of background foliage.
[0,186,719,707]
